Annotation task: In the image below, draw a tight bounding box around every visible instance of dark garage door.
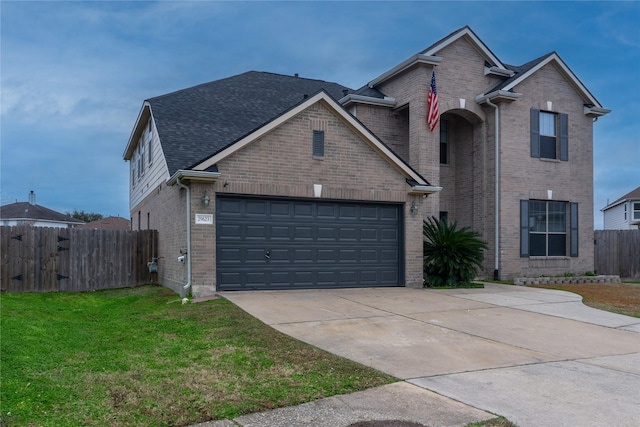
[216,196,403,290]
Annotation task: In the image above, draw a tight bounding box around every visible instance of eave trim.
[167,170,221,186]
[339,94,397,108]
[368,54,442,88]
[192,91,430,186]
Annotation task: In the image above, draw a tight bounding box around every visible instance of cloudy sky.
[1,1,638,228]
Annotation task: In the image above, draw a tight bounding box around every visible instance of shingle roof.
[0,202,84,224]
[148,71,353,175]
[610,186,640,205]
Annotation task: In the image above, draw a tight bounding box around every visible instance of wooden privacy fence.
[1,226,158,293]
[594,229,640,279]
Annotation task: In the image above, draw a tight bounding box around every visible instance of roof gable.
[493,52,607,110]
[366,26,511,90]
[422,26,508,71]
[192,91,432,188]
[127,71,352,176]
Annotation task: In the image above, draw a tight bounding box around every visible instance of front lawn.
[1,286,396,426]
[530,282,640,318]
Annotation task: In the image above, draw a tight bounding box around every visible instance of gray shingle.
[148,71,353,175]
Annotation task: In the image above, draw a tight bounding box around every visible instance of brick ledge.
[514,275,621,286]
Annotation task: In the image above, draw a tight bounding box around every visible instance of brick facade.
[128,27,607,293]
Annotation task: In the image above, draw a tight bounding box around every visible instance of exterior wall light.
[201,191,210,207]
[410,201,418,215]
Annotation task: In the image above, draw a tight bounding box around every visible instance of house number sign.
[195,213,213,224]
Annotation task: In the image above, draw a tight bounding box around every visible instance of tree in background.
[423,217,488,288]
[67,210,103,223]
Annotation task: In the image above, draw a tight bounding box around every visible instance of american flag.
[427,70,439,132]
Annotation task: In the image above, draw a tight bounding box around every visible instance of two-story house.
[602,187,640,229]
[124,26,609,297]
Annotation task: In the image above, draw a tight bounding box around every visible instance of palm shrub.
[423,216,488,287]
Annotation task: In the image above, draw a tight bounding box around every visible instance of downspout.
[176,177,192,292]
[484,98,500,281]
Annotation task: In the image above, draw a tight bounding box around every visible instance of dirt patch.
[530,282,640,318]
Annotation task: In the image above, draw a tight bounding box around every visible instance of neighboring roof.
[128,71,353,175]
[76,216,131,230]
[602,186,640,211]
[0,202,84,225]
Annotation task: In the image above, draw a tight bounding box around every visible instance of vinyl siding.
[129,119,170,211]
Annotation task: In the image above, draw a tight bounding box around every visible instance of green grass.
[1,286,396,426]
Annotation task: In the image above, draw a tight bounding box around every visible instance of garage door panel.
[338,206,358,219]
[317,205,337,218]
[270,202,291,217]
[218,224,242,240]
[294,226,313,240]
[317,227,337,240]
[217,197,402,290]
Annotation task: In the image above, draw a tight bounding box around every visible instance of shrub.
[423,217,488,288]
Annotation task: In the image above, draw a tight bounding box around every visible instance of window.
[313,130,324,157]
[633,202,640,221]
[147,120,153,165]
[137,139,145,178]
[520,200,578,257]
[439,120,448,164]
[439,211,448,222]
[530,109,568,161]
[625,204,628,220]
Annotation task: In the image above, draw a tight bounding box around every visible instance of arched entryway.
[437,108,487,236]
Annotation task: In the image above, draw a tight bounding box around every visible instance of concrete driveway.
[220,284,640,427]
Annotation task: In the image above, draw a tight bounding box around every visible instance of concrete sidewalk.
[205,284,640,427]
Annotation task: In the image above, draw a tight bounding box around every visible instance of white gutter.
[166,169,220,293]
[339,94,397,108]
[175,177,192,291]
[409,185,443,195]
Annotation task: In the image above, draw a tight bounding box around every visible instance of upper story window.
[633,202,640,221]
[313,130,324,157]
[439,120,448,164]
[137,139,145,178]
[530,109,568,161]
[147,120,153,165]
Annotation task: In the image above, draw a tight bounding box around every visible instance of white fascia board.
[484,66,515,77]
[193,91,429,186]
[602,198,637,212]
[584,105,611,117]
[502,53,606,111]
[409,185,443,195]
[339,94,396,108]
[167,169,221,186]
[368,54,442,88]
[475,90,522,104]
[424,26,507,70]
[123,102,151,160]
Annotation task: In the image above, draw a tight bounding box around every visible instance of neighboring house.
[0,191,84,228]
[124,26,609,297]
[601,187,640,229]
[76,216,131,230]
